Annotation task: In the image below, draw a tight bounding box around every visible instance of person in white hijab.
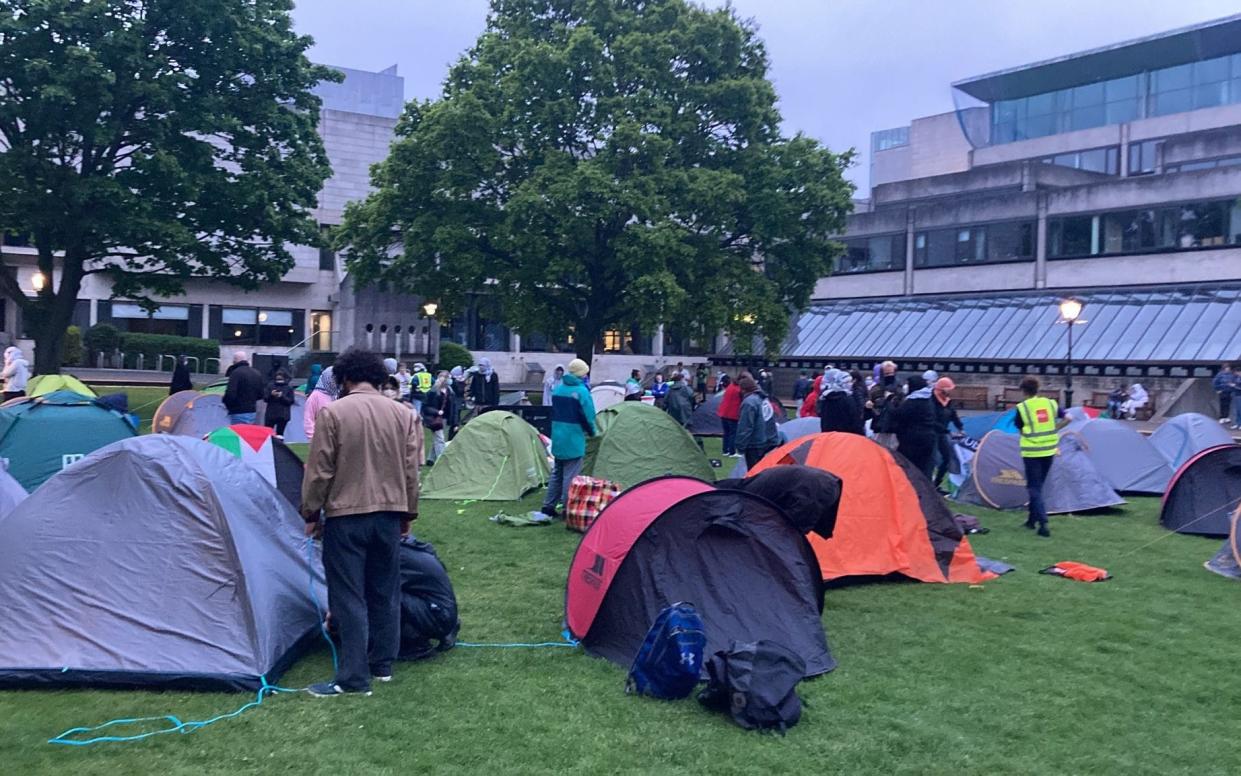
[2,346,30,401]
[542,364,564,406]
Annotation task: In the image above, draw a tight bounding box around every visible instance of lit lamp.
[422,301,438,318]
[30,272,46,293]
[1057,298,1086,408]
[421,301,439,363]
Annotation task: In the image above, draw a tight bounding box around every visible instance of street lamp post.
[1057,298,1085,407]
[422,301,439,365]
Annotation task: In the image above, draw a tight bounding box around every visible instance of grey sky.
[293,0,1241,192]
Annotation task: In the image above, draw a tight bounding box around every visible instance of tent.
[584,402,714,488]
[565,476,835,677]
[961,410,1017,440]
[206,425,305,510]
[590,382,627,411]
[688,392,786,436]
[0,391,138,491]
[779,416,821,444]
[1149,413,1234,470]
[26,374,96,398]
[1071,419,1173,494]
[422,410,549,500]
[0,435,324,691]
[1205,503,1241,579]
[257,392,309,443]
[955,430,1124,514]
[0,462,26,520]
[1160,444,1241,536]
[749,433,995,583]
[152,390,231,436]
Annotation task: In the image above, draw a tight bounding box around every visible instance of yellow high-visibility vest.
[415,371,432,392]
[1016,396,1059,458]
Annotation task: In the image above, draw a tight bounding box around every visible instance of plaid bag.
[565,475,622,533]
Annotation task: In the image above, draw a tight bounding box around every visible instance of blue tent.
[961,410,1017,440]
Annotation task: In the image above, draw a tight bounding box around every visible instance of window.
[872,127,909,152]
[1042,147,1119,175]
[111,302,191,337]
[1166,155,1241,173]
[839,234,904,273]
[990,74,1147,144]
[311,311,333,351]
[222,307,258,344]
[914,221,1035,268]
[1048,198,1241,259]
[602,330,623,353]
[258,309,296,346]
[1128,140,1161,175]
[1149,55,1241,117]
[318,225,335,271]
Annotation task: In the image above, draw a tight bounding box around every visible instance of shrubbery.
[436,341,473,372]
[61,325,83,367]
[83,324,220,371]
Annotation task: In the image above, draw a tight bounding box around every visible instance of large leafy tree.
[339,0,852,362]
[0,0,336,373]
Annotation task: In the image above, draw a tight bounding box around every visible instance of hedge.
[437,341,473,372]
[81,325,221,372]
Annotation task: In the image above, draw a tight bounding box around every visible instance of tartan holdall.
[565,475,622,533]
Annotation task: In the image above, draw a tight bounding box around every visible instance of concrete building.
[757,14,1241,411]
[0,63,702,383]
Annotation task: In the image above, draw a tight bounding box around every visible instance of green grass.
[3,410,1238,774]
[93,384,170,432]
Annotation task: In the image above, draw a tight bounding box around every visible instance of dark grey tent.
[688,392,786,436]
[152,390,231,436]
[1149,412,1234,470]
[1072,419,1173,494]
[0,435,325,691]
[955,431,1124,514]
[1160,444,1241,536]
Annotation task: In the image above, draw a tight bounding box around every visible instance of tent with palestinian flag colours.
[204,425,304,510]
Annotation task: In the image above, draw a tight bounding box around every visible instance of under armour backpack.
[698,640,806,733]
[625,602,706,700]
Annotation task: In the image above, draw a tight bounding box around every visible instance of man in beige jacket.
[302,348,423,697]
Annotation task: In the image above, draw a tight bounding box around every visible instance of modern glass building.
[794,13,1241,385]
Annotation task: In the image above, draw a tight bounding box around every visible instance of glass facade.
[1040,147,1119,174]
[872,127,909,152]
[218,307,301,346]
[1048,198,1241,259]
[765,285,1241,365]
[989,53,1241,145]
[840,234,905,273]
[110,302,192,337]
[913,221,1035,268]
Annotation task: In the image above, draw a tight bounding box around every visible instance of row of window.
[103,302,307,347]
[839,196,1241,272]
[989,53,1241,145]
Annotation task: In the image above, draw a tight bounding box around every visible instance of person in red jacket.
[717,373,744,457]
[799,367,828,418]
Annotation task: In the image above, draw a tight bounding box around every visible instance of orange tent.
[749,433,995,584]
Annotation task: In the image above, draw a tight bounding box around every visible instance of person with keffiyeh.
[304,365,340,440]
[469,357,500,408]
[817,368,864,435]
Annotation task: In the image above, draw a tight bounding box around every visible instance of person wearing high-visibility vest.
[411,363,432,415]
[1013,376,1070,537]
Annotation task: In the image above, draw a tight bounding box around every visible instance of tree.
[0,0,337,373]
[338,0,853,363]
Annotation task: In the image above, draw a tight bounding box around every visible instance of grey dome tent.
[1072,419,1173,494]
[1160,444,1241,536]
[1149,412,1234,470]
[0,462,25,520]
[0,435,325,691]
[955,431,1124,514]
[726,417,823,478]
[688,392,786,436]
[152,390,230,436]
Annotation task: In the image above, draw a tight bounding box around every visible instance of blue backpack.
[625,602,706,699]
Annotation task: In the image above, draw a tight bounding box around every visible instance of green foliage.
[436,341,474,372]
[82,323,122,356]
[60,325,83,367]
[117,333,219,372]
[0,0,339,372]
[339,0,853,360]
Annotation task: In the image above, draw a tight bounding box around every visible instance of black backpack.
[697,640,805,733]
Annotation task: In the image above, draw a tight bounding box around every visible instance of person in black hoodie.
[931,377,965,491]
[262,369,296,438]
[892,374,938,479]
[169,356,194,395]
[223,351,265,424]
[818,368,864,435]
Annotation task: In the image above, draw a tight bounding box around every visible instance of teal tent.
[0,391,138,491]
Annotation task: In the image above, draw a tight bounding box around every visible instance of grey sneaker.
[307,682,371,697]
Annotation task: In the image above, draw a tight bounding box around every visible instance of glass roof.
[759,285,1241,365]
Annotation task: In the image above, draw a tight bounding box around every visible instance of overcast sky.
[293,0,1240,192]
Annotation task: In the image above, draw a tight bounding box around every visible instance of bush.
[83,323,122,356]
[117,333,220,372]
[436,341,473,373]
[61,325,83,367]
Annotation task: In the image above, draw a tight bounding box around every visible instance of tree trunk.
[28,246,86,376]
[32,316,68,375]
[574,319,599,366]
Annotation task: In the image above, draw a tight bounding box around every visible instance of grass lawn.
[3,409,1238,774]
[93,384,171,432]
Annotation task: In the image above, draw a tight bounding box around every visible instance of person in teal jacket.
[540,358,597,518]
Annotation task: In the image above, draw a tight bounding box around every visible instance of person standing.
[892,375,938,480]
[757,368,774,397]
[717,373,744,456]
[395,363,413,402]
[1013,376,1068,537]
[799,367,827,418]
[469,357,500,409]
[305,363,323,395]
[422,371,453,464]
[302,348,423,697]
[540,359,596,518]
[792,371,811,403]
[1213,364,1234,424]
[263,368,296,438]
[222,351,264,425]
[542,364,564,406]
[625,369,643,401]
[695,364,709,403]
[1,346,29,402]
[169,355,194,395]
[817,369,864,435]
[734,373,780,468]
[448,365,467,438]
[931,377,965,492]
[650,372,668,407]
[664,371,695,428]
[304,366,339,440]
[410,363,432,416]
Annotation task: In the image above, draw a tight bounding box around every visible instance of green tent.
[26,374,96,398]
[583,402,714,489]
[422,410,550,501]
[0,391,138,491]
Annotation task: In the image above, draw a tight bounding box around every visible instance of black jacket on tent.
[582,488,834,678]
